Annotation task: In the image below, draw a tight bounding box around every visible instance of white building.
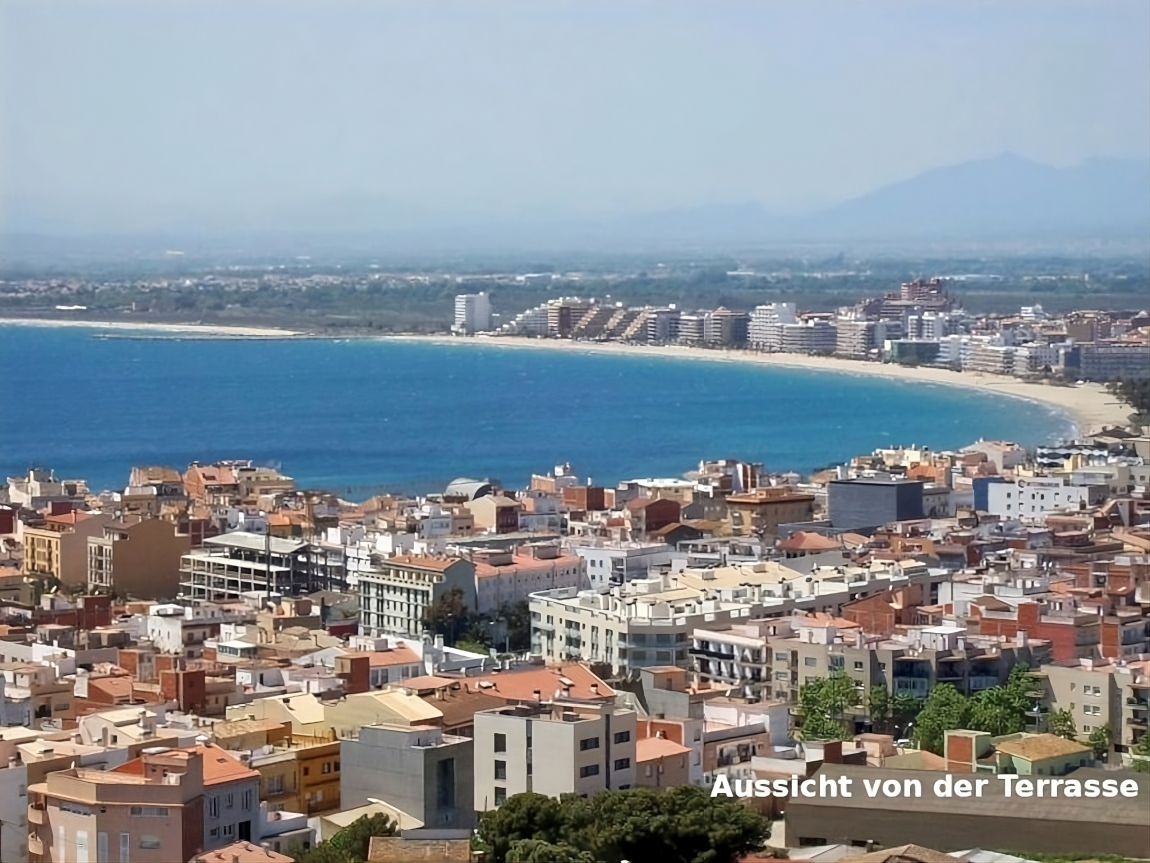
[985,478,1092,519]
[473,700,638,810]
[569,541,674,589]
[453,293,493,334]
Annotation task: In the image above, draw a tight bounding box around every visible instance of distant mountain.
[807,153,1150,240]
[2,154,1146,254]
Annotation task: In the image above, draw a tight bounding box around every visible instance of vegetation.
[796,672,858,741]
[1129,732,1150,773]
[1046,708,1077,740]
[913,665,1036,754]
[423,595,531,652]
[1107,377,1150,417]
[421,587,471,646]
[476,787,770,863]
[294,813,397,863]
[1088,723,1111,761]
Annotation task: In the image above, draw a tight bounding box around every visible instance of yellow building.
[23,512,112,587]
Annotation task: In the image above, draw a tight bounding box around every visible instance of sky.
[1,0,1148,232]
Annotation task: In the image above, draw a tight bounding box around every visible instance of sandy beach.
[0,318,300,338]
[387,334,1132,436]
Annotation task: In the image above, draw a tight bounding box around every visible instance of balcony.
[1126,697,1149,709]
[29,803,45,824]
[28,834,44,856]
[970,676,998,691]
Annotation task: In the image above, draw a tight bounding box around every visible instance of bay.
[0,326,1072,495]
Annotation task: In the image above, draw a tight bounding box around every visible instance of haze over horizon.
[2,0,1148,238]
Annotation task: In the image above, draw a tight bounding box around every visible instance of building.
[179,532,347,602]
[473,700,637,810]
[465,495,523,535]
[827,478,925,530]
[87,517,191,599]
[984,478,1096,519]
[784,764,1149,857]
[453,293,493,335]
[1076,342,1150,382]
[465,544,584,614]
[28,747,208,863]
[570,541,673,590]
[358,555,477,639]
[341,724,474,829]
[725,487,816,538]
[6,469,89,510]
[23,513,113,588]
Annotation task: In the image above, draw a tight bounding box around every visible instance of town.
[453,279,1150,383]
[1,412,1149,861]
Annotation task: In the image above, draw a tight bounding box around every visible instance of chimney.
[590,684,599,696]
[533,689,541,701]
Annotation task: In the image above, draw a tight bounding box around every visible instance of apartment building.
[473,700,637,810]
[23,513,113,588]
[465,543,584,614]
[28,748,208,863]
[767,619,1047,708]
[1042,658,1150,758]
[179,532,347,601]
[357,555,477,639]
[725,487,816,537]
[87,517,191,599]
[984,477,1097,519]
[1076,342,1150,382]
[7,469,89,510]
[341,724,474,829]
[748,303,798,350]
[569,540,673,590]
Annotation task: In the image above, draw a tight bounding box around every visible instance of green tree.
[506,839,594,863]
[964,664,1034,738]
[1088,723,1111,760]
[1130,733,1150,773]
[1107,377,1150,416]
[295,813,397,863]
[913,683,970,754]
[891,692,921,737]
[421,587,471,646]
[477,787,769,863]
[796,673,857,741]
[867,685,891,731]
[1047,708,1077,740]
[296,845,353,863]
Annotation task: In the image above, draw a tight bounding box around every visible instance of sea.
[0,325,1073,496]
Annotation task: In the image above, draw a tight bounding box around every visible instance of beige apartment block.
[23,512,113,587]
[88,517,191,600]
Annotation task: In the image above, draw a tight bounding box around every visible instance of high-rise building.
[453,293,493,334]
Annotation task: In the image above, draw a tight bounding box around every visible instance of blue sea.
[0,325,1072,496]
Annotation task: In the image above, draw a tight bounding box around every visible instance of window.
[120,832,130,863]
[303,767,310,777]
[139,836,161,850]
[267,775,284,796]
[775,652,788,661]
[854,661,864,670]
[494,760,507,780]
[804,657,817,667]
[222,824,235,838]
[614,758,631,770]
[129,806,169,817]
[613,730,630,744]
[494,787,507,806]
[334,760,340,772]
[225,793,234,809]
[242,790,252,810]
[579,764,600,778]
[322,762,332,774]
[494,733,506,753]
[210,828,220,838]
[579,737,600,751]
[209,797,219,818]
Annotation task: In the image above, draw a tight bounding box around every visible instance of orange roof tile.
[636,736,692,761]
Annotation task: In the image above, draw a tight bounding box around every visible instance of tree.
[477,787,770,863]
[295,813,397,863]
[506,839,594,863]
[1107,377,1150,416]
[1088,723,1111,761]
[867,685,891,732]
[421,587,470,646]
[796,673,857,741]
[1130,733,1150,773]
[967,665,1031,738]
[1047,708,1077,740]
[913,683,970,754]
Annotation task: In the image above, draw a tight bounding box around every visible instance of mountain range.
[2,153,1147,250]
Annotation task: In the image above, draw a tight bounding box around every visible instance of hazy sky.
[2,0,1148,228]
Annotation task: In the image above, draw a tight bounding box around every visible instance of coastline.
[0,317,1129,435]
[384,334,1130,436]
[0,317,301,338]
